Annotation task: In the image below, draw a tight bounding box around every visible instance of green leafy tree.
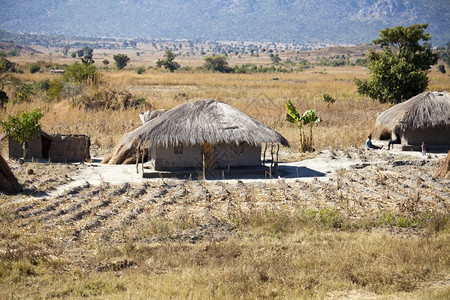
[438,65,446,74]
[355,24,438,104]
[113,54,130,70]
[0,108,43,160]
[62,44,70,56]
[156,50,180,72]
[270,53,281,64]
[203,54,232,73]
[80,47,94,65]
[285,99,321,152]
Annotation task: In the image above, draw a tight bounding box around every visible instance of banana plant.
[285,99,321,152]
[301,109,321,151]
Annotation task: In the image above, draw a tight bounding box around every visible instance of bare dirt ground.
[3,146,449,236]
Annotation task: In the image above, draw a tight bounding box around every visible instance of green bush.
[63,62,100,85]
[135,66,146,74]
[37,79,50,91]
[28,64,40,74]
[45,80,64,101]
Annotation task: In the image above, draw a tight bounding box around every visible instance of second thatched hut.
[376,91,450,151]
[104,100,289,170]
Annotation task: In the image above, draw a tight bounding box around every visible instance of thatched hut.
[0,154,22,193]
[375,91,450,150]
[106,100,289,171]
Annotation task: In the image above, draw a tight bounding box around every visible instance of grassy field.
[1,49,449,299]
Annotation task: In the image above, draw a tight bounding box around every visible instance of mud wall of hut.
[215,143,261,168]
[48,135,90,162]
[403,127,450,147]
[151,144,203,170]
[6,134,90,162]
[150,142,261,170]
[8,135,49,160]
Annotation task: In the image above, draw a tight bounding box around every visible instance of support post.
[263,143,267,165]
[136,141,141,174]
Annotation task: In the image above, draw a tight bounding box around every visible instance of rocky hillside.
[0,0,448,46]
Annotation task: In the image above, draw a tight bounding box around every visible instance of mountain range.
[0,0,448,46]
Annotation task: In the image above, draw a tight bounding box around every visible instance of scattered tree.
[0,108,43,160]
[62,44,70,56]
[285,99,321,152]
[438,65,446,74]
[156,50,180,72]
[203,54,232,73]
[355,24,438,104]
[270,53,281,64]
[113,54,130,70]
[81,47,94,64]
[102,59,109,66]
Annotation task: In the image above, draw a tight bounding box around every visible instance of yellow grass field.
[2,56,448,155]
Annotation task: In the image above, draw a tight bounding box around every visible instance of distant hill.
[0,42,40,55]
[0,0,448,46]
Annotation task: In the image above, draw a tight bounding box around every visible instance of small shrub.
[0,90,8,108]
[28,64,40,74]
[37,79,50,91]
[45,80,64,101]
[135,66,146,74]
[322,93,336,105]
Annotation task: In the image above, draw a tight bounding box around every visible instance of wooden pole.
[263,143,267,165]
[202,151,206,181]
[141,140,145,174]
[136,141,141,174]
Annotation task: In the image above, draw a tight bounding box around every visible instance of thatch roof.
[0,154,22,193]
[376,91,450,131]
[122,100,289,148]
